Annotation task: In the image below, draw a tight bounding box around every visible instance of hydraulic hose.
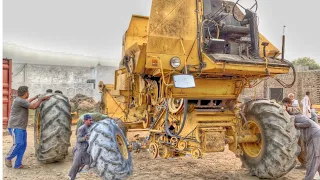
[275,60,296,88]
[164,98,188,138]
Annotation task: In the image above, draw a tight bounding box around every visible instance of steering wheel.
[232,0,258,22]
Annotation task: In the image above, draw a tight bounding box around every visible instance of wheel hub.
[241,121,263,158]
[116,133,129,160]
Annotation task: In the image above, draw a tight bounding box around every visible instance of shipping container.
[3,58,12,128]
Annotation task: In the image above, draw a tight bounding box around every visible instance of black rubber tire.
[34,93,72,163]
[88,119,133,180]
[240,100,300,178]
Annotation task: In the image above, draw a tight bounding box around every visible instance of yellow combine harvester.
[99,0,299,178]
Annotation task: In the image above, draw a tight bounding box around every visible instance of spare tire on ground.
[88,118,132,180]
[34,93,72,163]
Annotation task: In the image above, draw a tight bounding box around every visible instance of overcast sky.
[3,0,320,64]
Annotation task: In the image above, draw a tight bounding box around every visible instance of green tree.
[292,57,320,70]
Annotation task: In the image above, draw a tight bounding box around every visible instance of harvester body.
[99,0,299,178]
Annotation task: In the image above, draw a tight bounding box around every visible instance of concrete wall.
[241,69,320,104]
[12,63,117,101]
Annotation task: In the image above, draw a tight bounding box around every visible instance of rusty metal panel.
[200,127,226,152]
[3,58,12,128]
[147,0,198,56]
[123,15,149,56]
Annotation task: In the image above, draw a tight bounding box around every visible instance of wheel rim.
[36,112,41,145]
[178,141,187,151]
[159,145,171,159]
[142,110,150,128]
[242,121,263,158]
[149,143,159,159]
[191,148,202,159]
[168,98,184,113]
[116,134,129,160]
[170,137,178,147]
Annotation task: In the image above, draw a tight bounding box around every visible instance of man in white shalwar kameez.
[302,91,312,118]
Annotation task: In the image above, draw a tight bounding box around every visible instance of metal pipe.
[248,10,260,58]
[220,25,250,34]
[281,25,286,60]
[196,0,204,70]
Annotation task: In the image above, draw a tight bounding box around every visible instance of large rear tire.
[240,100,300,178]
[34,93,72,163]
[88,119,132,180]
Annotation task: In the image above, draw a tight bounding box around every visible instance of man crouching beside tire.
[283,97,320,180]
[68,114,93,180]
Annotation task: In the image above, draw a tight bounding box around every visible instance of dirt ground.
[2,125,308,180]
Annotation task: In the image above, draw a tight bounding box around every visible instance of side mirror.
[172,74,196,88]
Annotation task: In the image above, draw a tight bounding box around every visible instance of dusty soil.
[3,126,307,180]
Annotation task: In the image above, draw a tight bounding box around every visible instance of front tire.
[240,100,300,178]
[88,119,132,180]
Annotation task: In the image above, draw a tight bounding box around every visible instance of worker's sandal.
[5,159,12,168]
[15,165,29,169]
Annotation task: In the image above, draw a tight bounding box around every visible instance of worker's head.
[306,91,310,96]
[282,97,292,107]
[288,93,295,100]
[46,89,53,93]
[55,90,63,94]
[83,114,93,126]
[18,86,29,99]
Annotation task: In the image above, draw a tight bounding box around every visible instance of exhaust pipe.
[241,10,260,58]
[281,25,286,60]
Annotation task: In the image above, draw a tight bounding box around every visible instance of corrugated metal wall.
[3,58,12,128]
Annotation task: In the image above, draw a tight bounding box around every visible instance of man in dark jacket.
[68,114,93,180]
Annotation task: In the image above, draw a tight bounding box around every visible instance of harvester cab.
[203,0,259,58]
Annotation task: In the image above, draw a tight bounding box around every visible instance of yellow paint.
[116,133,129,160]
[241,120,263,158]
[99,0,292,157]
[123,15,149,57]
